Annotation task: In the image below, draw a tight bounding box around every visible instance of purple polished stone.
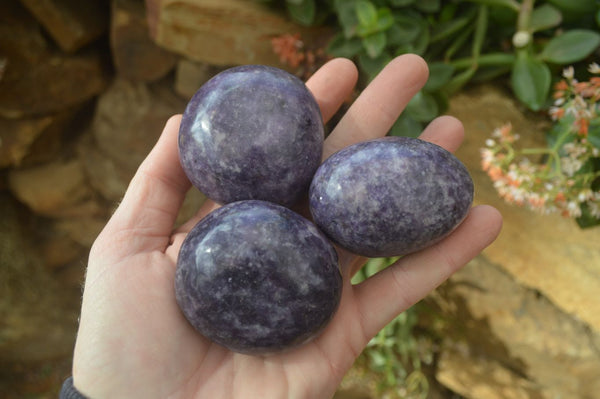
[175,200,342,354]
[178,65,324,207]
[309,137,474,257]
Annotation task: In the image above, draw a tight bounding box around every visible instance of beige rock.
[145,0,332,68]
[81,78,186,202]
[91,78,186,171]
[8,158,103,218]
[111,0,178,81]
[431,256,600,399]
[174,59,219,99]
[436,347,547,399]
[448,84,600,334]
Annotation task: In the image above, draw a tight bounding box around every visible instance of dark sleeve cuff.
[60,376,89,399]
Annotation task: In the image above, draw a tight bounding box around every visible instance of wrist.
[60,376,89,399]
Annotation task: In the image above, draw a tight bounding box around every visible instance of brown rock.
[110,0,177,81]
[0,1,111,118]
[0,116,54,168]
[0,48,111,118]
[40,231,86,271]
[19,0,108,53]
[448,84,600,334]
[8,158,103,218]
[0,0,50,63]
[54,216,108,248]
[0,106,86,169]
[145,0,332,68]
[0,193,79,363]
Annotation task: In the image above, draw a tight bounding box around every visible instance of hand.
[71,55,502,399]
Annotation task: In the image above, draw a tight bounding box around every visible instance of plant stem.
[518,146,562,175]
[450,52,515,69]
[517,0,535,32]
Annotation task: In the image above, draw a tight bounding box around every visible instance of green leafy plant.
[263,0,600,136]
[481,64,600,228]
[351,258,432,398]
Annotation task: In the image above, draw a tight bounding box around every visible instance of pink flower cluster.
[482,65,600,219]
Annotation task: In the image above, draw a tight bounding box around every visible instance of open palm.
[71,55,502,399]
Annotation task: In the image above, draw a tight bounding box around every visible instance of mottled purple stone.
[175,200,342,354]
[309,137,474,257]
[178,65,324,207]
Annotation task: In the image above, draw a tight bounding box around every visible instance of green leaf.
[356,7,394,36]
[443,66,477,95]
[334,0,359,38]
[356,1,378,27]
[388,114,423,138]
[388,0,415,5]
[431,15,473,43]
[376,8,394,31]
[358,52,392,81]
[387,14,423,46]
[362,31,387,57]
[541,30,600,64]
[587,119,600,149]
[546,0,596,15]
[464,0,519,12]
[414,0,440,13]
[530,4,562,32]
[368,350,388,370]
[576,203,600,229]
[423,62,455,91]
[412,21,430,55]
[286,0,316,26]
[405,91,439,122]
[327,34,364,58]
[511,53,551,111]
[472,4,489,58]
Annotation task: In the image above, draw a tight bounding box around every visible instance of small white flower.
[561,157,583,176]
[588,62,600,74]
[567,201,582,218]
[563,66,575,80]
[578,189,593,202]
[485,139,496,147]
[588,201,600,218]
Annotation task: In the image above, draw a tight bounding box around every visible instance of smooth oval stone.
[175,200,342,354]
[178,65,324,207]
[309,136,474,257]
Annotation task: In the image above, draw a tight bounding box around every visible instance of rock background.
[1,0,599,398]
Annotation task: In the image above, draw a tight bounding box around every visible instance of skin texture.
[71,55,503,399]
[309,137,474,257]
[178,65,324,207]
[175,200,342,354]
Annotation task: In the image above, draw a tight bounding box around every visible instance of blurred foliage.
[351,258,433,398]
[262,0,600,137]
